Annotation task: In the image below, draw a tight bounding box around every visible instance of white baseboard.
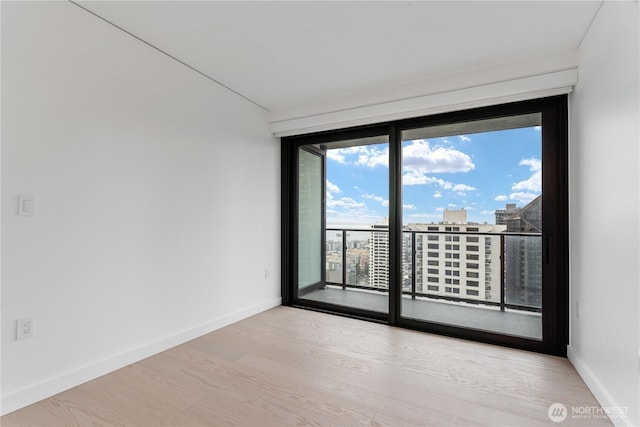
[1,297,281,416]
[567,345,635,427]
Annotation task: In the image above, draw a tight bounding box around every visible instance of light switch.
[18,195,35,216]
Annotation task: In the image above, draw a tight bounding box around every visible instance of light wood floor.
[2,306,610,426]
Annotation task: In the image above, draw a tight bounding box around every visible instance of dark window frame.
[281,95,568,356]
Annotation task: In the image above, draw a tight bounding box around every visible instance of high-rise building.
[494,198,541,232]
[442,208,467,224]
[326,234,369,286]
[326,254,343,283]
[404,208,506,302]
[369,218,390,289]
[367,199,541,307]
[495,203,519,225]
[501,196,542,308]
[504,196,542,233]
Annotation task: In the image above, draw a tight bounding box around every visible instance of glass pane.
[326,230,343,284]
[298,148,322,291]
[400,114,542,340]
[301,135,389,314]
[346,230,375,287]
[324,229,386,287]
[505,235,542,309]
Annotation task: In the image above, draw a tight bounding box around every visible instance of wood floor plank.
[1,306,611,426]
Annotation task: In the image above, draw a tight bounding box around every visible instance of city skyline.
[325,126,542,227]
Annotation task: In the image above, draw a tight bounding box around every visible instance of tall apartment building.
[442,208,467,224]
[495,198,541,233]
[406,209,506,302]
[326,234,369,286]
[367,201,541,307]
[326,253,345,283]
[369,218,390,289]
[495,203,519,225]
[500,196,542,308]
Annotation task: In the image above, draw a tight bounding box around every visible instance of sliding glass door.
[399,114,544,340]
[282,96,568,355]
[297,146,325,296]
[290,128,391,319]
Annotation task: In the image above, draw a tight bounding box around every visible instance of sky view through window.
[326,126,541,227]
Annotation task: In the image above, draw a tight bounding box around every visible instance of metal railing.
[326,228,542,313]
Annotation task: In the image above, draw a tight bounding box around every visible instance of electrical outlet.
[17,317,33,340]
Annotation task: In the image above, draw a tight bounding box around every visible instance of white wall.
[569,2,639,426]
[1,1,280,414]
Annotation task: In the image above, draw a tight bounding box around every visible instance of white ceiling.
[76,1,602,112]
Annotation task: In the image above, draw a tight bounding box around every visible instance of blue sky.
[325,126,541,227]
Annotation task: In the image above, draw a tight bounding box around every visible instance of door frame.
[294,145,327,299]
[282,124,392,322]
[281,95,568,356]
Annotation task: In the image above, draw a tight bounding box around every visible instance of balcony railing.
[326,228,542,313]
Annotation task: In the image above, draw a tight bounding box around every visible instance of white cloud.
[403,204,417,210]
[326,181,341,206]
[328,139,475,176]
[459,135,471,142]
[326,180,340,194]
[402,171,476,197]
[327,197,366,210]
[326,192,334,203]
[327,146,389,168]
[494,195,508,202]
[509,192,538,205]
[403,171,439,186]
[447,203,457,208]
[519,157,541,172]
[512,157,541,193]
[452,184,476,192]
[534,126,541,132]
[355,146,388,168]
[327,150,346,164]
[362,193,388,207]
[436,207,445,212]
[480,210,495,215]
[403,139,475,174]
[405,212,442,220]
[342,146,371,154]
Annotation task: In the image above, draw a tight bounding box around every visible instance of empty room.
[1,1,638,426]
